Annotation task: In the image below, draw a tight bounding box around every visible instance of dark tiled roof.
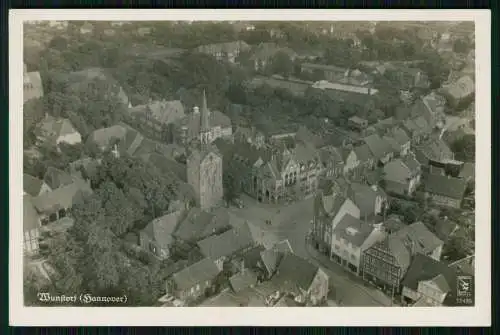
[382,136,401,153]
[370,117,396,133]
[295,125,326,148]
[172,258,221,291]
[448,256,474,276]
[353,144,373,162]
[391,127,411,145]
[31,179,93,214]
[69,158,101,179]
[319,193,347,218]
[272,253,319,292]
[24,174,48,197]
[117,123,145,156]
[434,219,459,242]
[363,133,393,160]
[412,116,432,134]
[260,249,283,277]
[416,138,454,162]
[395,106,412,121]
[401,253,459,306]
[392,222,443,256]
[423,174,468,200]
[239,245,267,270]
[384,235,412,273]
[349,183,386,218]
[173,207,226,242]
[383,159,412,183]
[146,153,187,182]
[197,224,254,260]
[141,210,184,249]
[129,100,185,126]
[459,162,475,180]
[319,146,345,166]
[43,167,75,190]
[229,270,258,293]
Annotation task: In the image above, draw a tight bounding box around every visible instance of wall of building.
[430,245,443,261]
[175,279,214,302]
[362,248,402,288]
[429,193,461,209]
[417,280,447,305]
[199,153,224,210]
[331,236,362,274]
[139,232,170,260]
[344,151,359,174]
[402,286,421,303]
[308,269,329,305]
[24,228,40,255]
[187,157,201,205]
[56,132,82,146]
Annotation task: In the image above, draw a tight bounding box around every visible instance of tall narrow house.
[187,91,224,210]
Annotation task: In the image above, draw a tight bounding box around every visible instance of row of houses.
[311,187,471,307]
[159,232,329,307]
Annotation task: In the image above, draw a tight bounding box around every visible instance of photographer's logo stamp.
[456,275,474,306]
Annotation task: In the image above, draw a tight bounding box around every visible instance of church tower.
[186,91,223,210]
[200,90,211,145]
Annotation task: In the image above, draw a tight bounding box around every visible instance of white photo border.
[9,9,491,327]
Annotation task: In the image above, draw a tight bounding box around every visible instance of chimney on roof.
[371,184,378,192]
[193,106,200,114]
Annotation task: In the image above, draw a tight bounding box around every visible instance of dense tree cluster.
[32,154,181,305]
[450,135,475,162]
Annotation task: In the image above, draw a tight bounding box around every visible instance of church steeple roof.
[201,90,210,132]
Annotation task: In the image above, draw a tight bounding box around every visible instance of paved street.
[227,194,394,307]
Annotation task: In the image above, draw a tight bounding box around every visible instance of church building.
[186,91,224,211]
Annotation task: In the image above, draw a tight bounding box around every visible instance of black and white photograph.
[10,9,491,327]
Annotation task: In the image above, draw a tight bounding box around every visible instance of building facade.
[166,258,221,303]
[218,138,321,205]
[330,215,386,275]
[361,236,411,295]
